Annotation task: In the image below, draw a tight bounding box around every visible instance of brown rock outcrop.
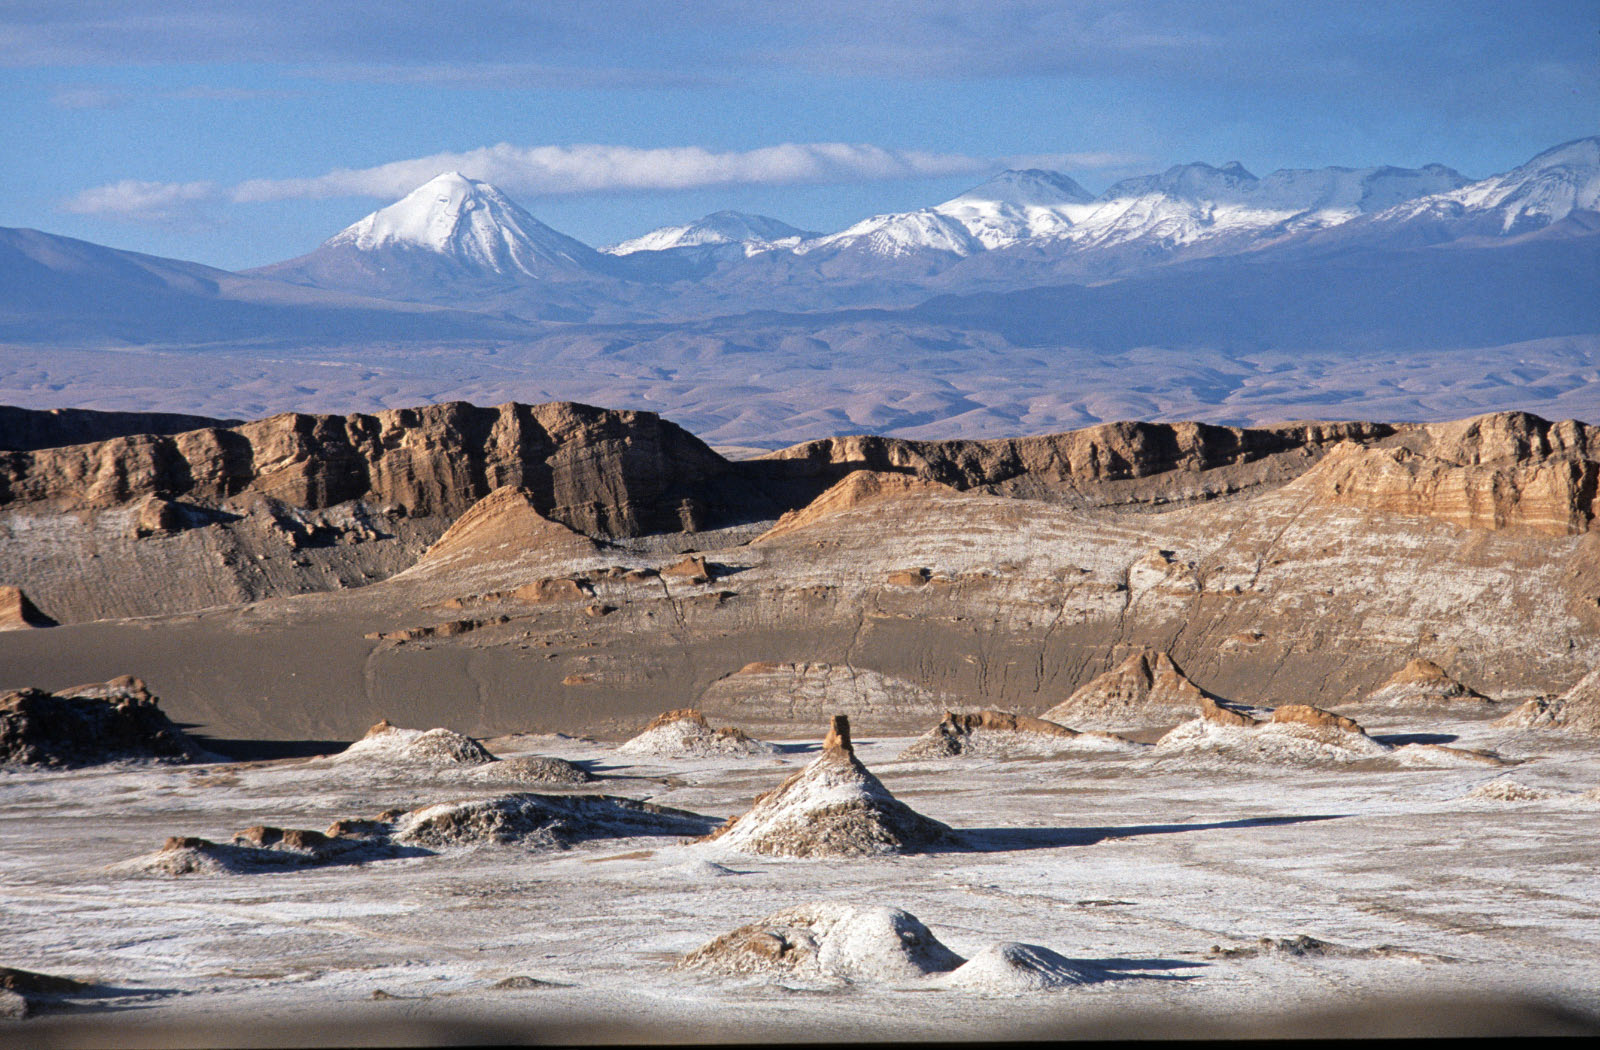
[0,678,204,767]
[1292,413,1599,536]
[1199,695,1260,728]
[0,400,741,539]
[1268,704,1365,734]
[897,709,1133,760]
[0,585,53,630]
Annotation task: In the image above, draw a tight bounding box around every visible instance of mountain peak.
[948,169,1095,208]
[324,174,600,277]
[603,211,816,256]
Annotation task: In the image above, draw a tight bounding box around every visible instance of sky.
[1,0,1596,271]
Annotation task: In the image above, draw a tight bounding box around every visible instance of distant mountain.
[602,211,816,256]
[0,226,522,346]
[250,172,619,317]
[795,169,1096,261]
[1308,136,1600,248]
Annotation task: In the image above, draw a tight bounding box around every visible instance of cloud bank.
[62,141,1140,221]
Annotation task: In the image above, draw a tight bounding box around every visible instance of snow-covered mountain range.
[239,137,1595,314]
[5,135,1595,345]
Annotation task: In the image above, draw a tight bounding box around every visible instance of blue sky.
[1,0,1595,270]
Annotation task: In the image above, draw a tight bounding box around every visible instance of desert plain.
[2,400,1599,1043]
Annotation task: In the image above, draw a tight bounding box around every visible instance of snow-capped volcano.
[602,211,816,256]
[325,172,602,276]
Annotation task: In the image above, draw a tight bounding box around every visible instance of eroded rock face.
[1292,413,1599,536]
[0,678,205,768]
[1042,650,1212,730]
[704,715,951,857]
[0,400,737,539]
[757,419,1398,508]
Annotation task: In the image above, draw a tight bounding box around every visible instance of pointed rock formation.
[703,715,952,857]
[677,902,963,983]
[1496,668,1600,736]
[617,708,776,758]
[753,471,957,543]
[1043,650,1212,729]
[0,584,53,630]
[898,709,1137,759]
[1360,658,1489,707]
[417,485,600,568]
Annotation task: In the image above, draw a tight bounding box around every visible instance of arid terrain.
[2,401,1598,1043]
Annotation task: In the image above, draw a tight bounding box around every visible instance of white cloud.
[57,140,1149,223]
[229,142,996,203]
[61,179,219,223]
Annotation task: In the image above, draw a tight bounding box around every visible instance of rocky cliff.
[0,400,740,538]
[753,419,1401,509]
[1291,412,1599,536]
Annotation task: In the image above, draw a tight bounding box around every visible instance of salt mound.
[394,793,714,850]
[898,710,1138,759]
[618,709,777,758]
[0,677,206,768]
[753,471,957,544]
[677,902,963,983]
[1464,779,1551,802]
[333,721,496,766]
[939,943,1106,993]
[1494,669,1600,736]
[1360,658,1488,707]
[113,821,409,877]
[1392,743,1507,768]
[704,716,952,857]
[1154,715,1393,765]
[472,755,594,784]
[1042,650,1214,730]
[416,486,599,568]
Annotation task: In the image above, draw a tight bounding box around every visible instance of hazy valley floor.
[2,334,1595,447]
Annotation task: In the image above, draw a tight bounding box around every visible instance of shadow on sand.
[952,813,1347,852]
